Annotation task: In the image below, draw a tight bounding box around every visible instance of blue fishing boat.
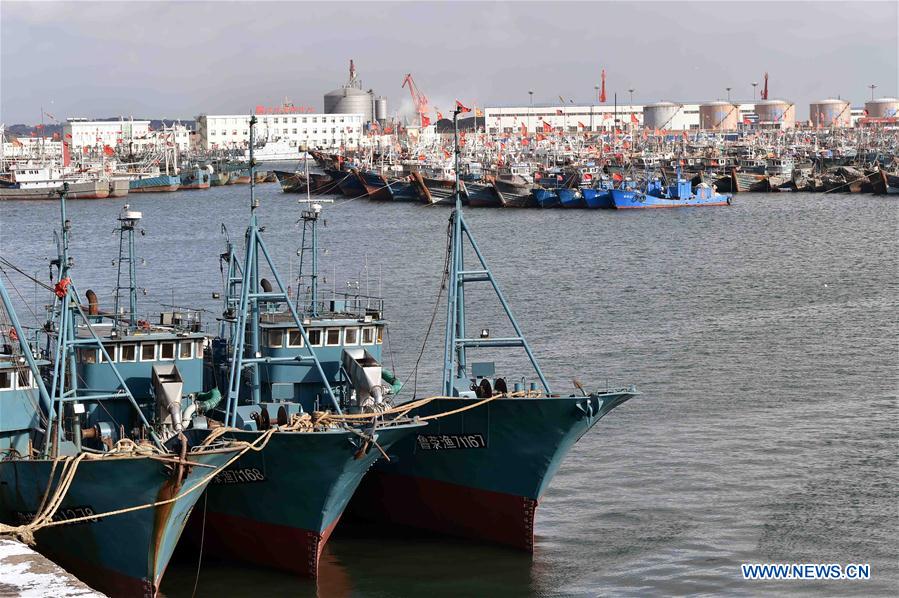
[0,193,241,597]
[180,117,424,579]
[557,187,585,208]
[610,175,732,209]
[348,107,639,552]
[582,176,615,209]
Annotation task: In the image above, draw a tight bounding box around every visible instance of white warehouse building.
[196,112,365,151]
[484,102,756,133]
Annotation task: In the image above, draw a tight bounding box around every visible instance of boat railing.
[261,291,384,321]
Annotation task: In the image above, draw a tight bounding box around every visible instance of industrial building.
[196,111,365,151]
[484,101,756,133]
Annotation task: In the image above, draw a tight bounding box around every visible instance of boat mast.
[441,107,551,396]
[46,185,161,456]
[223,116,341,427]
[113,206,142,329]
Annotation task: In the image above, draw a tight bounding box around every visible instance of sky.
[1,0,897,124]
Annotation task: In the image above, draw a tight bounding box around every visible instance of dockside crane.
[402,73,430,128]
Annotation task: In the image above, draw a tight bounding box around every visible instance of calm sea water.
[1,186,896,596]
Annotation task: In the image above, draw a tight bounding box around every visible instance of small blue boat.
[610,176,732,209]
[531,187,560,208]
[582,177,615,209]
[557,187,585,208]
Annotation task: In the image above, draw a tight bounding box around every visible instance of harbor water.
[0,188,896,596]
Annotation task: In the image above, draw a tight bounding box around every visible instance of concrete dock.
[0,539,105,597]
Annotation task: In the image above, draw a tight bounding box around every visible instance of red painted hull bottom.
[179,183,210,190]
[36,549,156,597]
[187,510,339,578]
[351,471,538,551]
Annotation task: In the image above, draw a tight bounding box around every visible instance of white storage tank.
[699,101,739,131]
[809,99,852,128]
[324,86,373,123]
[864,97,899,119]
[642,101,683,130]
[754,99,795,128]
[375,97,388,125]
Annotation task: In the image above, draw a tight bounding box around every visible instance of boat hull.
[108,178,130,198]
[558,187,585,208]
[185,423,422,578]
[582,188,613,208]
[129,175,181,193]
[349,392,635,550]
[0,449,235,597]
[609,188,731,209]
[0,180,109,200]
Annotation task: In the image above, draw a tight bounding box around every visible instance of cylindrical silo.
[324,86,373,122]
[865,97,899,119]
[754,99,795,128]
[375,97,387,125]
[642,101,682,130]
[699,101,738,130]
[809,99,851,128]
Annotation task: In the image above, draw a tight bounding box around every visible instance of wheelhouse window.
[179,341,193,359]
[78,347,98,364]
[307,328,322,346]
[140,343,156,361]
[0,371,12,390]
[361,327,375,345]
[377,327,384,344]
[344,327,359,345]
[268,329,284,348]
[287,329,304,348]
[325,328,341,346]
[99,343,116,363]
[120,344,136,362]
[195,340,204,358]
[17,370,32,389]
[160,342,176,360]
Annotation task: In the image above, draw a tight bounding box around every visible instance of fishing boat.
[0,165,110,200]
[178,166,211,190]
[129,173,180,193]
[179,117,424,579]
[491,163,536,207]
[582,181,614,209]
[348,107,639,553]
[0,192,243,597]
[465,180,502,207]
[108,178,130,198]
[609,175,731,208]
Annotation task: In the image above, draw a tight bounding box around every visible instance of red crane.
[402,73,430,128]
[761,72,769,100]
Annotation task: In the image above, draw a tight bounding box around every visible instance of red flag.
[437,112,443,120]
[555,109,563,116]
[455,100,471,113]
[536,134,545,141]
[577,121,586,128]
[630,113,638,124]
[62,141,71,167]
[65,133,72,139]
[520,123,527,137]
[542,121,552,133]
[421,115,431,127]
[103,145,115,156]
[743,118,751,125]
[600,69,607,103]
